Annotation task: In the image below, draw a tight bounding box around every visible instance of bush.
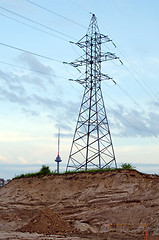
[121,163,134,169]
[14,165,51,179]
[39,165,51,175]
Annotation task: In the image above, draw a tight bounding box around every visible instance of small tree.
[121,163,134,170]
[39,165,51,175]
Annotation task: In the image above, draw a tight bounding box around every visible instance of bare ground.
[0,169,159,239]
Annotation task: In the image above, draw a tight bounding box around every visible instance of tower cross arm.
[64,55,86,68]
[101,52,123,64]
[72,34,115,49]
[69,78,86,86]
[76,35,87,48]
[100,34,114,44]
[101,73,113,81]
[70,35,87,49]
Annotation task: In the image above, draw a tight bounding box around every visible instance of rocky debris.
[18,208,75,235]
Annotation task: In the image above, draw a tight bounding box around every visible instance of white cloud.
[18,53,55,76]
[0,135,53,142]
[108,102,159,138]
[0,155,7,163]
[18,157,27,164]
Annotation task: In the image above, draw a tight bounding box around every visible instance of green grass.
[14,165,56,179]
[64,168,116,174]
[14,163,135,179]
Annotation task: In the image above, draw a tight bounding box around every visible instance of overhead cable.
[115,47,158,99]
[104,87,159,142]
[123,63,156,102]
[24,0,87,29]
[0,12,68,42]
[0,60,67,79]
[0,6,76,40]
[67,0,92,14]
[114,82,158,124]
[113,44,158,98]
[98,19,158,102]
[0,42,63,63]
[107,105,159,145]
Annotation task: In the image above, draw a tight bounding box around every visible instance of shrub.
[121,163,134,170]
[14,165,51,179]
[39,165,51,175]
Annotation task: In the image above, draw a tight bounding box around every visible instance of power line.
[0,6,76,41]
[113,83,159,137]
[0,12,68,42]
[0,60,67,79]
[104,80,153,121]
[62,12,159,143]
[102,84,159,142]
[106,99,159,143]
[1,60,158,143]
[67,0,92,14]
[103,40,157,102]
[24,0,87,29]
[115,83,138,106]
[70,40,159,142]
[107,105,159,145]
[115,47,158,100]
[123,63,156,102]
[0,42,63,63]
[98,19,158,102]
[111,40,158,98]
[103,78,159,140]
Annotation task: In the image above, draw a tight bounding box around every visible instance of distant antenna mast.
[65,14,122,171]
[55,129,62,173]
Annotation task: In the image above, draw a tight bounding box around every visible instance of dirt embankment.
[0,169,159,240]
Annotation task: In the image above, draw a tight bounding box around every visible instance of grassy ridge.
[14,163,135,179]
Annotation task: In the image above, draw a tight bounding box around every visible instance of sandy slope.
[0,169,159,239]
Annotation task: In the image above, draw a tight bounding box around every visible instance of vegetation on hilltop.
[14,165,52,179]
[14,163,135,179]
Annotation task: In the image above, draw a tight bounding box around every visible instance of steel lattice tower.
[66,14,121,171]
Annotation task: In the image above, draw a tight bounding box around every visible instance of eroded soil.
[0,169,159,239]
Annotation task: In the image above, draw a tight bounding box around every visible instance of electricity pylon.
[66,14,122,171]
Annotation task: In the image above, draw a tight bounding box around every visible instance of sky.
[0,0,159,179]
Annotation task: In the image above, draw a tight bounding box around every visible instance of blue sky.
[0,0,159,178]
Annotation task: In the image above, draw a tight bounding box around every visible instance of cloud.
[0,63,79,132]
[0,54,70,126]
[0,87,30,105]
[18,53,56,87]
[109,103,159,137]
[52,100,80,131]
[2,54,159,139]
[0,155,7,163]
[31,94,63,110]
[54,132,73,138]
[18,74,49,91]
[19,53,55,76]
[0,60,60,116]
[18,157,27,164]
[0,70,25,94]
[21,108,40,117]
[1,61,159,139]
[54,121,72,131]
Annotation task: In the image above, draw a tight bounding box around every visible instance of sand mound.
[18,208,74,235]
[1,170,159,239]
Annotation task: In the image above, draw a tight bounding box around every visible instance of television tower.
[66,14,122,171]
[55,130,62,173]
